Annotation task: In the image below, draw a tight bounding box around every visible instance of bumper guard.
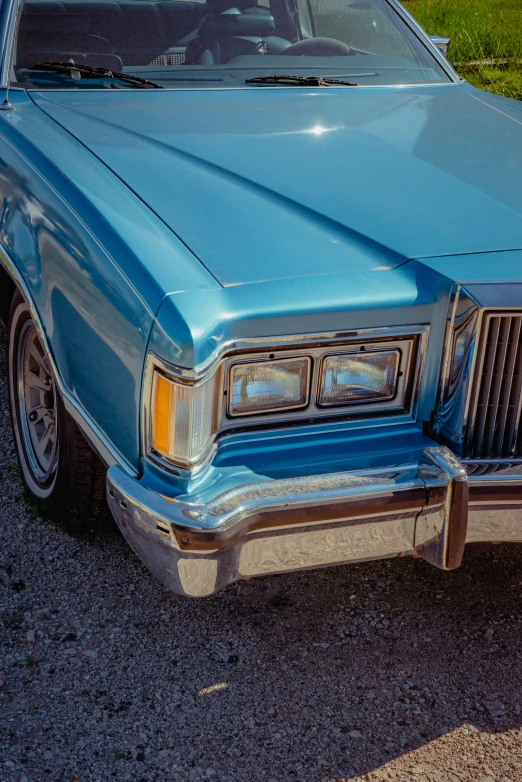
[107,446,522,596]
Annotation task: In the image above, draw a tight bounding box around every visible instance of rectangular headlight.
[228,357,311,417]
[319,350,399,406]
[151,369,222,468]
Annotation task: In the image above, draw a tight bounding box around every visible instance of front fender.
[0,92,217,470]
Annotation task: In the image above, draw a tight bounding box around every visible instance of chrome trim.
[12,83,464,94]
[174,462,424,532]
[144,325,429,477]
[437,281,460,406]
[456,309,483,431]
[417,446,468,570]
[463,458,522,481]
[147,445,218,481]
[106,445,500,597]
[512,369,522,456]
[436,283,482,432]
[0,0,21,88]
[0,245,137,475]
[436,283,522,459]
[388,0,459,83]
[435,284,489,454]
[108,457,426,596]
[221,337,417,424]
[465,311,493,454]
[466,312,522,459]
[155,325,429,383]
[467,506,522,545]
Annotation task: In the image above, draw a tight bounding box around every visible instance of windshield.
[11,0,451,89]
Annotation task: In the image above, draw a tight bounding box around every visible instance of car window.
[11,0,451,89]
[307,0,418,60]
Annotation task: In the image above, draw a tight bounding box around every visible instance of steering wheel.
[280,37,355,56]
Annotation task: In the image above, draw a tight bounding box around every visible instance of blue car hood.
[33,84,522,287]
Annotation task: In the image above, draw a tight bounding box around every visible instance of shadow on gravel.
[164,543,522,779]
[2,326,522,781]
[7,519,522,780]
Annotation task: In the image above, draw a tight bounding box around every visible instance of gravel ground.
[2,329,522,782]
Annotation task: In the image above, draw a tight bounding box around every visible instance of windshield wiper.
[33,62,164,89]
[245,74,359,86]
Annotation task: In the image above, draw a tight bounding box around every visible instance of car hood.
[33,84,522,287]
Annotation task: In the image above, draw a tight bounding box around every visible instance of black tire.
[7,291,108,529]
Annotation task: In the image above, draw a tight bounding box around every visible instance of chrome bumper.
[106,447,522,597]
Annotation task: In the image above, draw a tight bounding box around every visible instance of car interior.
[16,0,303,74]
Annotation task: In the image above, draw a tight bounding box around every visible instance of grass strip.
[404,0,522,100]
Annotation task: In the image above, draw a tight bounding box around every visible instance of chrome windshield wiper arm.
[245,74,359,86]
[33,62,164,89]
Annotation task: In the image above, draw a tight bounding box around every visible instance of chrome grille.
[464,460,522,477]
[468,313,522,458]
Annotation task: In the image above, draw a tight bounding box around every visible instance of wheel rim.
[17,321,58,483]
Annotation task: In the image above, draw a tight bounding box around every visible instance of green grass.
[467,65,522,100]
[405,0,522,100]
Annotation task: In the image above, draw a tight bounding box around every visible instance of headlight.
[146,328,423,473]
[228,357,311,417]
[318,350,399,406]
[150,368,222,468]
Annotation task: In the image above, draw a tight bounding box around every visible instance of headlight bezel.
[144,325,428,474]
[317,348,401,408]
[221,338,416,425]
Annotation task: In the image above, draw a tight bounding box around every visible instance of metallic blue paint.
[31,82,522,289]
[141,415,436,502]
[0,90,217,467]
[1,33,522,492]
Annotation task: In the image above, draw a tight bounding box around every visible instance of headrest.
[23,1,66,12]
[207,0,266,12]
[20,12,91,34]
[199,11,275,38]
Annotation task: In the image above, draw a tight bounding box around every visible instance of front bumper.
[107,447,522,597]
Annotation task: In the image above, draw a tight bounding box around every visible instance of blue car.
[1,0,522,597]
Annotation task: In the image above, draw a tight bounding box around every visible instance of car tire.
[7,291,108,529]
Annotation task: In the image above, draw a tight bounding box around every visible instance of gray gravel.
[2,328,522,782]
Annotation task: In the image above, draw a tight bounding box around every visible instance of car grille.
[468,313,522,458]
[464,460,522,477]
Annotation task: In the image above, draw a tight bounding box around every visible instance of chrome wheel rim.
[17,321,58,482]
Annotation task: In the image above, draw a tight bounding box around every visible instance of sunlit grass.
[405,0,522,61]
[405,0,522,100]
[465,65,522,101]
